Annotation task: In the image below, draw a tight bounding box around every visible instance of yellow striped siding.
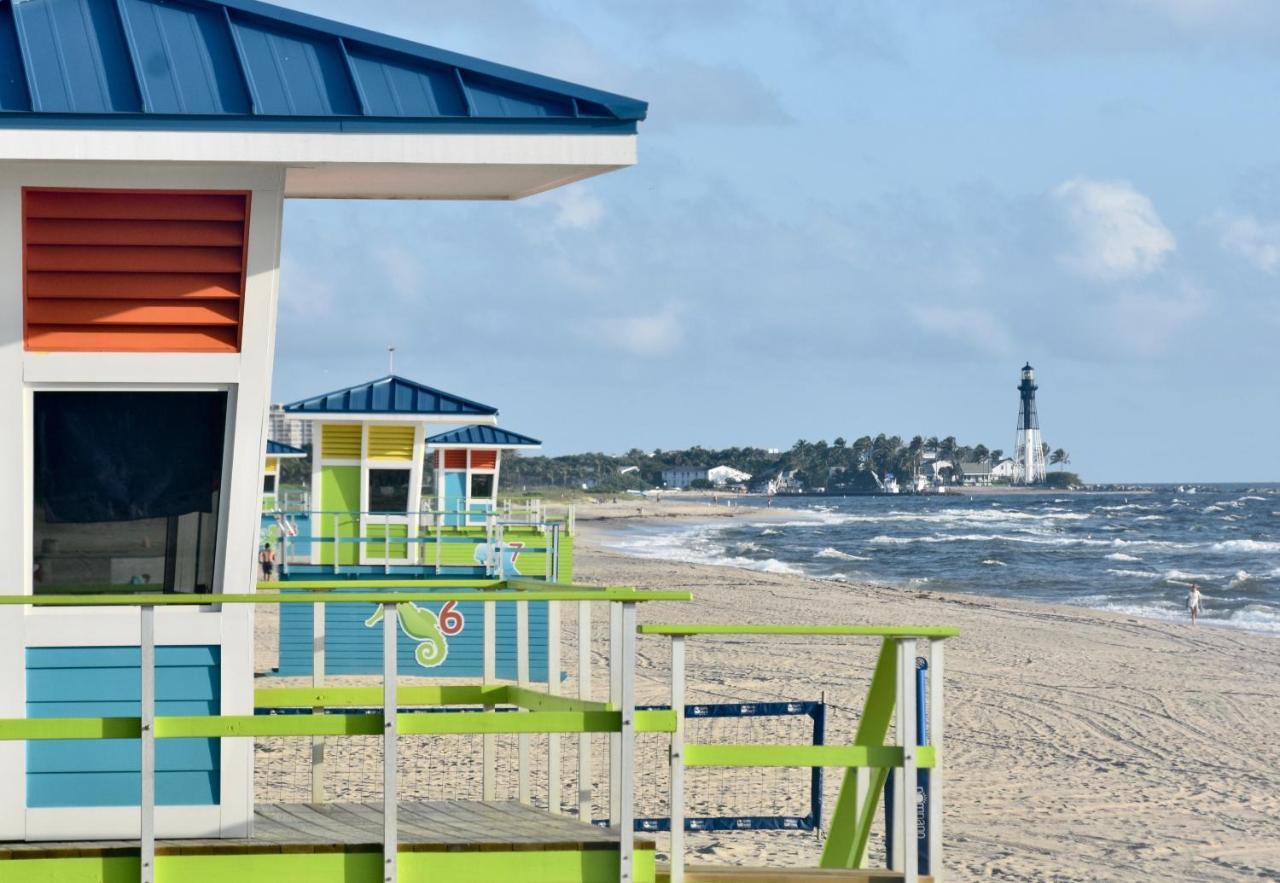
[321,424,362,459]
[264,457,278,471]
[367,425,415,460]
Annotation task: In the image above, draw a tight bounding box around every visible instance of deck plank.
[0,801,654,858]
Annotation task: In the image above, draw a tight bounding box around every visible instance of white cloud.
[909,304,1014,357]
[1053,178,1176,281]
[1212,211,1280,273]
[552,188,606,231]
[577,306,685,358]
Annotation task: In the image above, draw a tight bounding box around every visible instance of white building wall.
[0,162,287,840]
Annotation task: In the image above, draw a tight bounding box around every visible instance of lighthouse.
[1015,363,1046,484]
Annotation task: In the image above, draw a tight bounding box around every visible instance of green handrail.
[638,624,959,638]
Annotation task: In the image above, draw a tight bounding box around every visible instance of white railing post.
[312,600,326,803]
[608,601,622,828]
[383,605,398,883]
[517,598,531,804]
[618,602,637,883]
[896,638,918,883]
[139,604,156,883]
[546,598,562,813]
[669,635,686,883]
[577,599,593,821]
[928,640,945,882]
[482,598,497,801]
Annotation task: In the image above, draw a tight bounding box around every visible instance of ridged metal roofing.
[426,425,541,448]
[283,375,498,417]
[0,0,646,133]
[266,439,306,456]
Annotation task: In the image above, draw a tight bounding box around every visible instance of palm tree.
[1050,448,1066,471]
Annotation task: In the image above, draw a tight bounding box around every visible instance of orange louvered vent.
[23,189,250,353]
[471,450,497,470]
[444,450,468,470]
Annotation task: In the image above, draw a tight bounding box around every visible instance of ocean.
[596,484,1280,635]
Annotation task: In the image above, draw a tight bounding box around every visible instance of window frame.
[27,383,236,598]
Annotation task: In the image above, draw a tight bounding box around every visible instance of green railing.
[639,624,958,883]
[0,589,956,883]
[0,584,680,883]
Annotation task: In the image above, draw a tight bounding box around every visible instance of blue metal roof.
[266,439,306,456]
[283,375,498,417]
[426,425,541,448]
[0,0,646,133]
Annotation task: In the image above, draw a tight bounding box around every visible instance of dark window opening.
[263,474,276,494]
[470,473,494,499]
[368,469,410,512]
[33,391,228,595]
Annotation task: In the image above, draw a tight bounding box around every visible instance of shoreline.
[571,518,1280,880]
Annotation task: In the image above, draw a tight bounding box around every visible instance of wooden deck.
[657,868,933,883]
[0,800,650,857]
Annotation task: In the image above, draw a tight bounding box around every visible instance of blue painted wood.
[26,645,221,808]
[274,593,550,681]
[443,471,466,527]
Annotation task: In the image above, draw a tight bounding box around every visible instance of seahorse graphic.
[365,602,448,667]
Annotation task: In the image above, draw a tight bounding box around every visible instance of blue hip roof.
[283,375,498,417]
[266,439,306,456]
[426,425,541,448]
[0,0,646,134]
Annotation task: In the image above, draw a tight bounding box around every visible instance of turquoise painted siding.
[276,594,549,681]
[26,646,221,808]
[443,472,466,527]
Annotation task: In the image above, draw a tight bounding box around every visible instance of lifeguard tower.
[263,439,306,512]
[428,424,542,527]
[0,3,955,882]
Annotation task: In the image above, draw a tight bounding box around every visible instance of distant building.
[766,469,804,495]
[707,465,752,487]
[958,462,993,486]
[661,465,752,489]
[990,458,1016,480]
[268,403,313,449]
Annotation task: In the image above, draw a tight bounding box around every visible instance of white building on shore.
[661,465,752,489]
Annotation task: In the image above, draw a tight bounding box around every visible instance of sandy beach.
[253,500,1280,881]
[572,503,1280,881]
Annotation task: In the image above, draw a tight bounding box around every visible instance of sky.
[270,0,1280,483]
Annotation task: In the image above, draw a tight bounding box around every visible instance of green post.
[820,637,898,870]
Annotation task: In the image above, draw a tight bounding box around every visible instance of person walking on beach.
[1186,583,1203,625]
[259,542,276,582]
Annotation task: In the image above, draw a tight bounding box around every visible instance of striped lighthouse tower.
[1015,363,1046,484]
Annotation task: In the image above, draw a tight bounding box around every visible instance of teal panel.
[26,645,221,808]
[443,472,466,527]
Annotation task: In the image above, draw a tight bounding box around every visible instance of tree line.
[499,436,1073,493]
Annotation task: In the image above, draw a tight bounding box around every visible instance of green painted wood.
[0,848,657,883]
[638,625,959,639]
[821,638,899,871]
[0,708,678,741]
[684,744,935,769]
[503,685,610,713]
[254,684,505,708]
[0,589,692,606]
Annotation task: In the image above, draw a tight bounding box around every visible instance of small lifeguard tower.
[262,439,306,512]
[428,424,542,526]
[282,374,498,570]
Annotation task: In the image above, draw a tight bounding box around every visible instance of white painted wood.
[929,641,945,882]
[383,607,398,883]
[577,600,592,822]
[312,601,326,804]
[517,599,531,804]
[897,639,918,883]
[139,605,156,883]
[546,598,562,813]
[669,636,686,883]
[482,600,497,801]
[608,601,622,828]
[617,602,637,883]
